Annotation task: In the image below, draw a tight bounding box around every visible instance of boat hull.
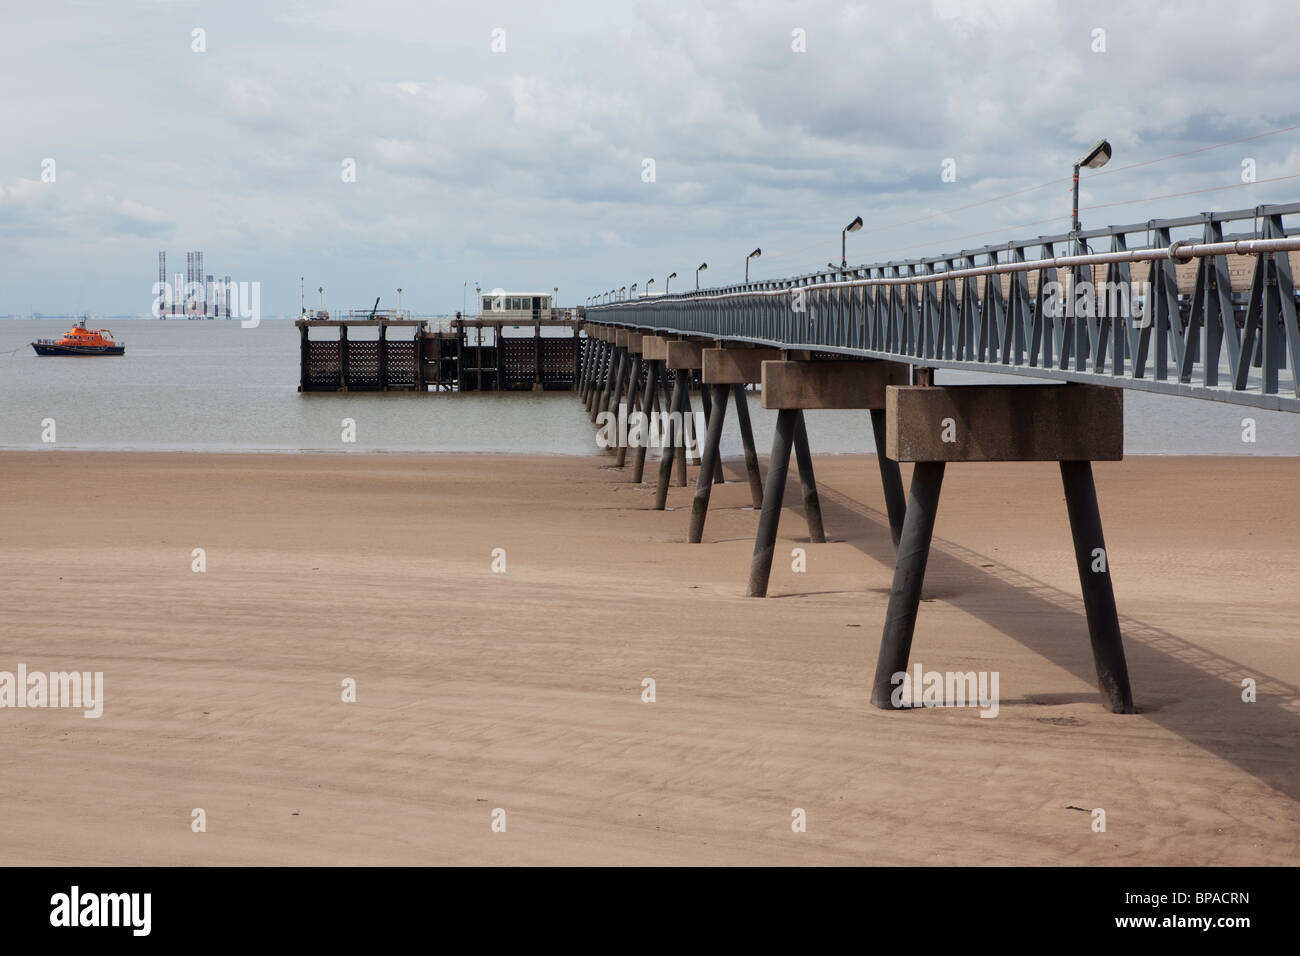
[32,343,125,356]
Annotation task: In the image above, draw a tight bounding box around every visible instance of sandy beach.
[1,449,1297,865]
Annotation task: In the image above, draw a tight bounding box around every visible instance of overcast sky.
[2,0,1298,316]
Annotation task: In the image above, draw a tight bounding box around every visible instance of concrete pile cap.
[760,359,909,409]
[885,383,1123,462]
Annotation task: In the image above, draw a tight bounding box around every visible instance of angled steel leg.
[870,461,945,708]
[870,407,907,549]
[1060,460,1135,714]
[746,409,798,597]
[616,353,642,467]
[632,359,659,483]
[678,381,695,486]
[792,411,826,543]
[653,371,685,510]
[688,384,730,542]
[733,384,763,508]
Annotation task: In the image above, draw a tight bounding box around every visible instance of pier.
[577,202,1300,715]
[296,316,584,392]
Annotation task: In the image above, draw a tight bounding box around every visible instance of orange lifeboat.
[32,318,125,356]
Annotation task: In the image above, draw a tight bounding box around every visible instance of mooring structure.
[297,316,583,392]
[578,202,1300,714]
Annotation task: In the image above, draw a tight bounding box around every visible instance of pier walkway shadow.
[723,459,1300,805]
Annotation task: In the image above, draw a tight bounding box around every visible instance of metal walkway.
[586,203,1300,412]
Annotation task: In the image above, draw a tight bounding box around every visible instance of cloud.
[0,0,1296,314]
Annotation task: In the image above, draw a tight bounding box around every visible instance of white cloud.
[0,0,1296,314]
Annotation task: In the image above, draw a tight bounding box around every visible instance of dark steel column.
[632,359,659,483]
[870,407,907,549]
[732,384,763,508]
[298,323,308,391]
[578,336,593,402]
[616,353,642,467]
[677,379,694,486]
[339,324,350,392]
[581,339,597,408]
[870,461,945,708]
[606,348,628,417]
[1060,460,1135,714]
[746,408,797,597]
[688,384,730,543]
[792,411,826,543]
[588,340,610,413]
[653,370,686,510]
[700,377,724,485]
[595,346,622,422]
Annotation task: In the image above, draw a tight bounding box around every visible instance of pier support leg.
[597,347,624,422]
[657,364,673,417]
[870,461,946,708]
[870,407,907,549]
[578,337,593,403]
[606,349,628,417]
[591,340,611,413]
[583,340,603,410]
[591,343,610,419]
[733,384,763,508]
[1060,460,1135,714]
[299,324,308,392]
[339,324,350,392]
[746,408,797,597]
[688,384,730,543]
[653,371,685,510]
[632,359,659,483]
[677,382,694,487]
[792,411,826,543]
[700,379,724,485]
[616,354,642,467]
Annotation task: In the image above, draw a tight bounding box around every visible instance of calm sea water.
[0,319,1297,456]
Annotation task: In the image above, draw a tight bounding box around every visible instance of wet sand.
[1,450,1297,865]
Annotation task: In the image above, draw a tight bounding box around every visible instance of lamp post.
[397,287,402,315]
[620,286,626,300]
[745,248,761,283]
[630,283,637,299]
[696,262,707,290]
[842,215,863,268]
[646,278,654,295]
[666,272,676,293]
[1072,139,1112,246]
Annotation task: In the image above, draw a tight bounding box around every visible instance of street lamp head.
[698,262,707,272]
[749,248,762,259]
[667,272,677,280]
[845,216,863,233]
[1078,139,1112,169]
